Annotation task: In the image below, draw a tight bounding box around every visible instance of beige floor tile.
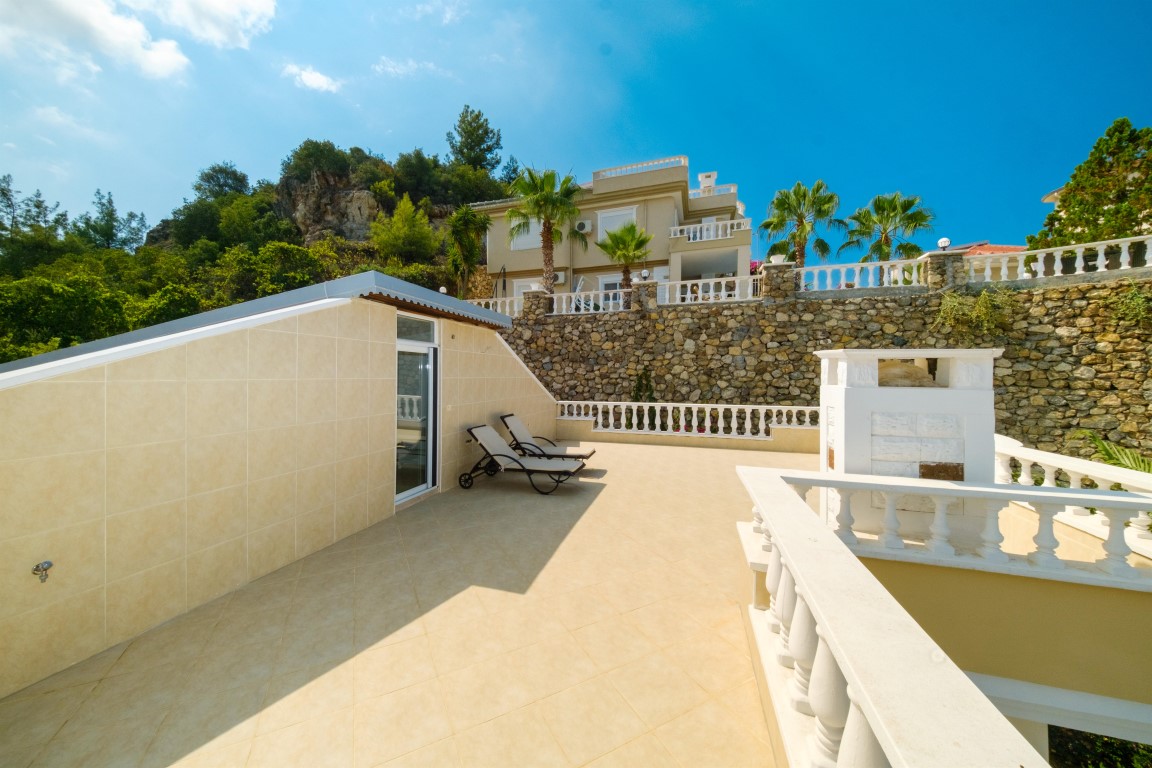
[624,597,708,649]
[353,601,426,654]
[206,604,291,652]
[0,683,95,751]
[285,590,355,634]
[183,639,281,695]
[607,653,709,728]
[489,602,569,651]
[455,703,569,768]
[107,618,216,677]
[380,737,460,768]
[572,615,659,672]
[354,636,437,701]
[585,733,679,768]
[538,676,647,765]
[353,679,453,768]
[167,739,253,767]
[248,707,354,768]
[662,630,754,694]
[61,663,187,734]
[426,616,510,675]
[294,568,358,602]
[543,585,619,630]
[716,678,773,746]
[439,652,537,732]
[418,590,488,635]
[656,699,774,768]
[507,632,600,703]
[140,681,265,767]
[6,644,125,701]
[275,623,356,676]
[0,744,40,768]
[257,662,354,735]
[30,713,158,768]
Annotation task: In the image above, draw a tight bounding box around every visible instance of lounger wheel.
[458,473,474,489]
[484,460,499,476]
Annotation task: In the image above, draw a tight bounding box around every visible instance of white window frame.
[596,206,637,237]
[510,218,541,251]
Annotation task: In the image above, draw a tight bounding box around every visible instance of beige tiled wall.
[0,300,559,698]
[0,299,399,698]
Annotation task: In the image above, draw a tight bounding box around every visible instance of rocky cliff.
[275,171,381,245]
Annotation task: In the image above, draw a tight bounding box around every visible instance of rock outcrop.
[275,171,381,245]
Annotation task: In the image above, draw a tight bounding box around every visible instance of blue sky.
[1,0,1149,263]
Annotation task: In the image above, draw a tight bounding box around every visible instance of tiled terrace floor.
[0,442,817,768]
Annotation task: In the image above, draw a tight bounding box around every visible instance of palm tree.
[506,168,587,293]
[445,204,491,298]
[759,180,845,270]
[597,222,653,307]
[839,192,935,262]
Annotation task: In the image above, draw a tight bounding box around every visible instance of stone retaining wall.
[502,257,1152,456]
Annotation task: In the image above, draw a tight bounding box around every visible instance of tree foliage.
[370,194,441,265]
[446,105,503,172]
[282,139,352,182]
[445,205,491,297]
[506,169,587,294]
[69,190,148,252]
[193,162,251,200]
[760,181,844,269]
[839,192,934,262]
[1029,117,1152,248]
[597,222,652,292]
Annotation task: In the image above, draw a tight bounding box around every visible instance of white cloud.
[0,0,189,79]
[402,1,467,24]
[373,56,444,78]
[32,106,112,143]
[2,142,16,150]
[122,0,275,48]
[281,64,341,93]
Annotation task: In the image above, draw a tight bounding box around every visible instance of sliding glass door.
[396,315,438,501]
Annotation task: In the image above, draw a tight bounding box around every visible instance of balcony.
[669,218,752,243]
[688,184,738,199]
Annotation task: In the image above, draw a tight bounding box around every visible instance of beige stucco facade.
[476,157,752,295]
[0,295,556,699]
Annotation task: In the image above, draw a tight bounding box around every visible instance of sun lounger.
[499,414,596,460]
[459,425,585,495]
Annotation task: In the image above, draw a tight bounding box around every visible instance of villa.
[473,156,753,309]
[0,230,1151,765]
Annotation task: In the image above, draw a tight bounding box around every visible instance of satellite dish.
[937,237,951,250]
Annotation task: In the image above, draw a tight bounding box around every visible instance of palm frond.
[1076,430,1152,473]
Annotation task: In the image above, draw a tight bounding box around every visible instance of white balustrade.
[737,467,1048,767]
[464,296,523,317]
[396,394,422,420]
[655,276,760,305]
[550,289,631,315]
[964,234,1151,284]
[688,183,738,198]
[773,469,1152,591]
[593,156,687,179]
[555,400,819,440]
[797,257,928,291]
[668,218,752,242]
[995,434,1152,559]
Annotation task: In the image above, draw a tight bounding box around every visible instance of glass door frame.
[395,314,439,503]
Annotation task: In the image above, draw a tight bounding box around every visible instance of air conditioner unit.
[554,271,567,285]
[574,219,593,234]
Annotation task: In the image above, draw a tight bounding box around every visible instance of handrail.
[550,289,631,315]
[964,234,1151,284]
[592,156,688,180]
[465,296,522,318]
[688,183,738,198]
[557,400,818,439]
[797,256,928,291]
[738,468,1047,767]
[655,276,760,305]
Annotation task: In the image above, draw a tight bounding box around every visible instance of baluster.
[1064,472,1088,515]
[994,452,1015,484]
[979,500,1009,563]
[982,258,992,282]
[833,490,858,545]
[766,542,783,631]
[1029,503,1064,569]
[788,591,818,715]
[879,493,904,549]
[775,565,797,668]
[1120,241,1132,269]
[1096,508,1136,577]
[837,693,890,768]
[1039,463,1057,487]
[926,495,955,556]
[1074,247,1086,274]
[1131,510,1152,539]
[808,631,850,768]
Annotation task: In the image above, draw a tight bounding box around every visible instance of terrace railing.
[738,468,1047,767]
[797,256,928,291]
[774,469,1152,589]
[656,276,760,304]
[688,183,738,198]
[995,435,1152,559]
[557,400,819,439]
[592,156,687,180]
[668,218,752,242]
[965,234,1151,284]
[551,288,631,315]
[465,296,522,318]
[397,394,422,420]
